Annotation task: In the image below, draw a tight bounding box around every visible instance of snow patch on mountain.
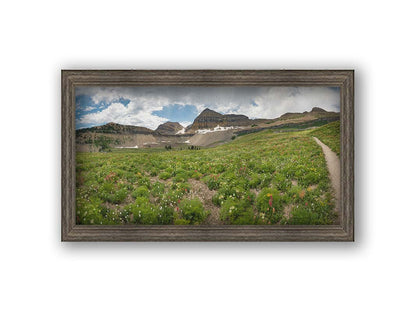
[195,125,241,134]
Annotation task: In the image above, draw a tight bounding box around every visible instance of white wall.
[1,1,415,311]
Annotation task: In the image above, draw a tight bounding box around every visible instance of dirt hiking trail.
[312,137,340,215]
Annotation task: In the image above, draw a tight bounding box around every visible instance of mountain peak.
[190,108,251,131]
[155,121,184,135]
[311,107,327,113]
[198,108,223,117]
[202,108,215,112]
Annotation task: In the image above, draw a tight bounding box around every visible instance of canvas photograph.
[61,70,353,241]
[74,85,341,226]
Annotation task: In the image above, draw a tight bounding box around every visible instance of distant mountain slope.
[278,107,335,121]
[75,107,340,150]
[188,107,338,132]
[76,122,153,135]
[235,107,340,136]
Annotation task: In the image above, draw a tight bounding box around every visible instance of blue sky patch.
[152,104,198,123]
[76,95,131,128]
[118,97,131,106]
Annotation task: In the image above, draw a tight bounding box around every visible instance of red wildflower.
[268,196,273,207]
[104,172,116,181]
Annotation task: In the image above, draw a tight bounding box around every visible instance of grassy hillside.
[309,121,340,155]
[76,125,339,226]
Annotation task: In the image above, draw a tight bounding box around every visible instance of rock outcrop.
[311,107,327,113]
[189,108,252,131]
[155,122,184,135]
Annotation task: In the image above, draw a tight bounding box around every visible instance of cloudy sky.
[75,86,340,129]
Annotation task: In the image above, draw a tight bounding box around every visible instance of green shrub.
[101,209,127,225]
[151,181,165,197]
[255,188,284,224]
[76,197,104,225]
[258,173,273,188]
[137,176,151,188]
[132,185,149,198]
[258,163,275,174]
[219,198,255,225]
[93,136,112,152]
[173,172,188,183]
[213,164,226,173]
[98,182,128,204]
[273,173,291,191]
[212,192,224,206]
[172,182,191,196]
[156,205,174,225]
[248,174,261,188]
[130,202,159,224]
[178,199,208,224]
[190,170,203,180]
[212,184,255,207]
[159,171,171,180]
[202,175,221,190]
[288,206,321,225]
[135,196,149,206]
[297,169,324,187]
[160,190,183,208]
[174,218,191,225]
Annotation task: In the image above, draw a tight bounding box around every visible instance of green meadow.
[76,121,340,226]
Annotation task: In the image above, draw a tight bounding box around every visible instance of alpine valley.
[76,107,339,152]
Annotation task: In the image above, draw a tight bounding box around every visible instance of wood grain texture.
[61,70,354,242]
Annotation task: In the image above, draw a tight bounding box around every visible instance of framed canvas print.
[62,70,354,241]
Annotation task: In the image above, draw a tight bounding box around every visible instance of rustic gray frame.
[62,70,354,241]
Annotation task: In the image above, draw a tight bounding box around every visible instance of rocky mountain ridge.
[76,122,153,135]
[76,107,340,150]
[188,108,252,132]
[155,121,184,135]
[76,107,338,136]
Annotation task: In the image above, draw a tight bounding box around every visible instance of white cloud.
[179,121,192,128]
[76,86,340,129]
[248,87,340,119]
[77,100,169,130]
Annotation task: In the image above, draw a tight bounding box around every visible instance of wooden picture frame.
[62,70,354,241]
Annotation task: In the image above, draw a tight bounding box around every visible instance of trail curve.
[312,137,340,215]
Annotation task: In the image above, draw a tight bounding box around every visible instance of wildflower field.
[76,121,340,225]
